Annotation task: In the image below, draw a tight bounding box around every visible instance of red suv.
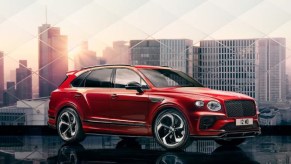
[48,65,260,150]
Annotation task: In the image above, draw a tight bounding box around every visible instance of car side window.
[84,69,113,88]
[114,69,148,89]
[71,71,90,87]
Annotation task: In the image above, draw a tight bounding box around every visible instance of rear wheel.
[215,138,245,146]
[153,109,190,150]
[57,108,85,143]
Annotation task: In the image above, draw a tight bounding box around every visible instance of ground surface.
[0,135,289,163]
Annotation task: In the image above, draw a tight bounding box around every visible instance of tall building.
[198,38,286,102]
[3,82,16,106]
[74,41,97,70]
[38,24,68,97]
[130,39,193,76]
[193,46,199,79]
[103,41,130,64]
[16,60,32,100]
[257,38,286,102]
[0,52,4,105]
[130,40,160,66]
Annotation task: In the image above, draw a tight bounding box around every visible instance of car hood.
[154,87,253,101]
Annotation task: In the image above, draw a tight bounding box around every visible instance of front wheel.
[57,108,85,143]
[215,138,245,146]
[153,109,190,150]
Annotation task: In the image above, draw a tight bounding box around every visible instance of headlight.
[207,101,221,111]
[195,100,204,107]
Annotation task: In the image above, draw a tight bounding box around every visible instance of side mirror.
[125,81,143,93]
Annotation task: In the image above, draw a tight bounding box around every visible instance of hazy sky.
[1,0,291,90]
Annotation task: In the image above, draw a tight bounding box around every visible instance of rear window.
[71,71,90,87]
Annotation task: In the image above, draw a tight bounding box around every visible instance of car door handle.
[74,93,82,98]
[111,94,118,99]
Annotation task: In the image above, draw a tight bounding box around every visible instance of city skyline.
[1,35,289,102]
[1,0,291,128]
[1,0,291,102]
[2,0,291,83]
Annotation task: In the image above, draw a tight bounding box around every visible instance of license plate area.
[236,118,253,126]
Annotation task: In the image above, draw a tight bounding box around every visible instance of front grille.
[222,122,259,131]
[225,100,256,117]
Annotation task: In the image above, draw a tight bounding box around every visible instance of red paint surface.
[48,65,260,137]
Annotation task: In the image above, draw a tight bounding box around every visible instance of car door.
[110,68,150,125]
[83,68,114,121]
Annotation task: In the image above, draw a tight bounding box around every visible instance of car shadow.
[47,139,259,164]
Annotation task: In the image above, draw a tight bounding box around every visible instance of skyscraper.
[130,40,160,66]
[38,24,68,97]
[103,41,130,65]
[74,41,97,70]
[0,52,4,105]
[198,38,286,102]
[3,82,16,106]
[16,60,32,100]
[130,39,193,76]
[257,38,286,102]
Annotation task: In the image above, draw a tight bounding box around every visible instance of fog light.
[199,116,216,130]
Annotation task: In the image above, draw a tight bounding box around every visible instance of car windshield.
[139,69,203,88]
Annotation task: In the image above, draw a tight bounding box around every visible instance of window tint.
[140,69,203,88]
[114,69,148,89]
[84,69,113,88]
[71,71,90,87]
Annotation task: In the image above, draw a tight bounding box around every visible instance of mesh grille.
[225,100,256,117]
[222,122,259,131]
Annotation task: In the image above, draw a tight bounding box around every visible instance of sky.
[1,0,291,91]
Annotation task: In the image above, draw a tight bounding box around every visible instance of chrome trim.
[149,97,164,103]
[86,133,152,138]
[83,119,146,127]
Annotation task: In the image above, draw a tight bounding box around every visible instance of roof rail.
[81,64,132,70]
[161,65,172,68]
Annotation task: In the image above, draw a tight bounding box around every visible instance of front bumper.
[191,129,261,139]
[189,111,260,139]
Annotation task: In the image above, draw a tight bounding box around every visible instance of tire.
[153,109,190,150]
[57,108,85,143]
[215,138,245,146]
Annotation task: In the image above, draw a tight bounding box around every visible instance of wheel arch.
[56,102,84,123]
